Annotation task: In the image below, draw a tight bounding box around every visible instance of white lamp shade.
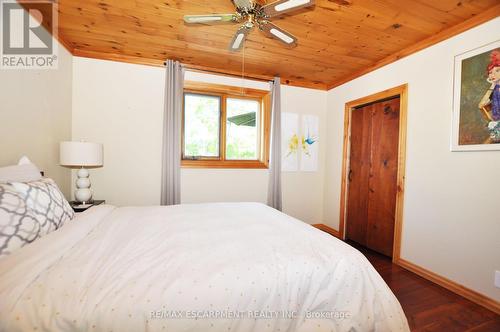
[60,141,103,167]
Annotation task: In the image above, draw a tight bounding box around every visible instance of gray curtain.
[267,77,282,211]
[161,60,185,205]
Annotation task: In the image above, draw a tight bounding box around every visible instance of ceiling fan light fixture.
[232,33,246,49]
[185,0,314,52]
[270,28,294,44]
[185,16,222,23]
[275,0,311,12]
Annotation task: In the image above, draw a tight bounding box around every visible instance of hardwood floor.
[349,241,500,332]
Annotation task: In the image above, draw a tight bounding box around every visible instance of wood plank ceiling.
[22,0,500,90]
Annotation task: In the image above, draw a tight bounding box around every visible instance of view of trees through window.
[183,93,220,158]
[183,93,261,161]
[226,98,259,160]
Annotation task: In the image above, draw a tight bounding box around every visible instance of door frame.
[338,84,408,263]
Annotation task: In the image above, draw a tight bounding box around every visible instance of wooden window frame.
[181,81,271,169]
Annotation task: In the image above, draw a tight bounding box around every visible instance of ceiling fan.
[183,0,315,52]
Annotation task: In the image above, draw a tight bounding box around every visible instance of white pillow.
[0,163,42,183]
[0,183,41,258]
[11,178,74,235]
[0,177,73,258]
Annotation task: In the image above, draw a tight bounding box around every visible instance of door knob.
[348,169,353,182]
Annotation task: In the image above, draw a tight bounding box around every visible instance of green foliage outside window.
[183,93,260,161]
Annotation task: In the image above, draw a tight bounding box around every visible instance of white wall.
[324,18,500,301]
[0,15,73,197]
[72,58,327,224]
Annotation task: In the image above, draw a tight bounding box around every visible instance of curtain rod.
[163,61,274,84]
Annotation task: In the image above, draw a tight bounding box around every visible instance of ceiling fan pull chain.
[241,41,246,95]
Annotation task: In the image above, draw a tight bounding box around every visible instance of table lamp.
[60,141,103,204]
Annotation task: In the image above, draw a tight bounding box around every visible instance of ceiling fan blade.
[232,0,254,10]
[262,0,315,18]
[184,14,239,24]
[259,22,297,47]
[229,25,253,52]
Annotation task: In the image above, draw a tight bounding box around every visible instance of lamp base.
[75,168,93,204]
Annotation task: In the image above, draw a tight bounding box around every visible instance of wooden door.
[345,104,372,246]
[346,97,400,257]
[366,98,400,256]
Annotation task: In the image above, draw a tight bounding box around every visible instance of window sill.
[181,160,269,169]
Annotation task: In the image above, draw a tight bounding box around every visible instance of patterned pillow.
[11,178,75,236]
[0,184,41,257]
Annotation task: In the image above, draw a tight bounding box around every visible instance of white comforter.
[0,203,409,332]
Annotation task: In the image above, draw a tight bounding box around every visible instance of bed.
[0,202,409,332]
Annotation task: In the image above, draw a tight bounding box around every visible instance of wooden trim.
[345,85,409,109]
[181,82,271,169]
[181,159,268,169]
[397,258,500,315]
[73,48,161,67]
[313,224,341,239]
[392,86,408,261]
[338,106,351,240]
[328,4,500,89]
[184,82,268,98]
[338,105,351,241]
[72,49,327,90]
[338,84,408,264]
[221,94,227,161]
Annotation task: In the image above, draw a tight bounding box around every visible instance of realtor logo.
[1,0,58,69]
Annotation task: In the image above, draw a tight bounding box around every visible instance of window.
[183,93,221,158]
[182,82,270,168]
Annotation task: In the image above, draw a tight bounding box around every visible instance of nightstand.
[70,200,105,213]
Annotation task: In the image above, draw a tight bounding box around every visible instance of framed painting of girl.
[452,40,500,151]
